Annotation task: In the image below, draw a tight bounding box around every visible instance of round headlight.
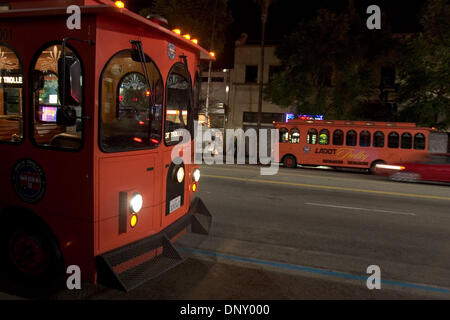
[130,193,143,213]
[193,168,201,182]
[176,167,185,183]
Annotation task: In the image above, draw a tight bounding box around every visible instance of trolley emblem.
[11,159,46,203]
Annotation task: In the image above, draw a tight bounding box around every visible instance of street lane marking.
[177,246,450,295]
[202,174,450,201]
[304,202,416,216]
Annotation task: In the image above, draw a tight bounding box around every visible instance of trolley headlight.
[176,167,185,183]
[130,193,143,213]
[193,168,201,182]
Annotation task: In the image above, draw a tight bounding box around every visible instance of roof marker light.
[114,1,125,9]
[183,34,191,40]
[172,29,181,35]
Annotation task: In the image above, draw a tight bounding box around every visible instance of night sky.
[126,0,427,68]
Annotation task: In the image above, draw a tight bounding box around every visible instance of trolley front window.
[0,44,23,143]
[100,50,163,152]
[165,63,191,145]
[31,44,83,150]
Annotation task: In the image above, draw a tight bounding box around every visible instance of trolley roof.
[0,0,214,61]
[277,119,433,131]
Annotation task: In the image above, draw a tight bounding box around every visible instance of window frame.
[29,41,85,152]
[307,128,318,145]
[359,130,371,147]
[279,127,289,143]
[98,49,164,153]
[388,131,400,149]
[164,61,192,147]
[346,130,357,146]
[289,127,300,144]
[319,129,330,145]
[414,133,426,150]
[373,131,385,148]
[401,132,412,149]
[332,129,344,146]
[0,42,24,145]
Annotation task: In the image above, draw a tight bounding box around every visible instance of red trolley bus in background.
[0,0,212,292]
[275,119,434,173]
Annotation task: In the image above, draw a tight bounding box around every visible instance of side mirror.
[56,106,77,126]
[58,55,82,106]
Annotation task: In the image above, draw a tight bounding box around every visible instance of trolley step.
[97,235,184,292]
[96,198,212,292]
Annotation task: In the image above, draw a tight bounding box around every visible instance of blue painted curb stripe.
[176,246,450,295]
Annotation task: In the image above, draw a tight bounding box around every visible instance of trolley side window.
[414,133,426,150]
[0,44,23,143]
[307,128,318,144]
[332,129,344,146]
[388,132,399,148]
[100,50,163,152]
[31,44,83,150]
[290,128,300,143]
[165,63,191,145]
[373,131,384,148]
[319,129,330,145]
[346,130,357,146]
[279,127,289,143]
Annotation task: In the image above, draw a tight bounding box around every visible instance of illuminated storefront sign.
[285,113,324,122]
[0,76,23,84]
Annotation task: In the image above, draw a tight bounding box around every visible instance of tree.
[140,0,233,55]
[264,7,395,120]
[397,0,450,129]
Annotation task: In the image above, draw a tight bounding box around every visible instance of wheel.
[369,160,385,175]
[283,155,297,168]
[0,216,64,292]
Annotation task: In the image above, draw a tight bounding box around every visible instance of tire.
[283,155,297,168]
[369,160,385,175]
[0,215,65,293]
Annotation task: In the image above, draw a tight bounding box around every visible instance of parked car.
[375,153,450,183]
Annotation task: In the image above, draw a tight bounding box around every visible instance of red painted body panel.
[0,1,208,283]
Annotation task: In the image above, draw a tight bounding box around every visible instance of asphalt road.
[2,164,450,300]
[173,164,450,299]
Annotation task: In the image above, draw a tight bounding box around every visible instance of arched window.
[414,133,426,150]
[346,130,357,146]
[100,49,163,152]
[279,127,289,143]
[332,129,344,146]
[32,43,84,150]
[307,128,318,144]
[0,44,23,143]
[165,63,191,145]
[359,130,371,147]
[290,128,300,143]
[388,132,399,148]
[401,132,412,149]
[373,131,384,148]
[319,129,329,145]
